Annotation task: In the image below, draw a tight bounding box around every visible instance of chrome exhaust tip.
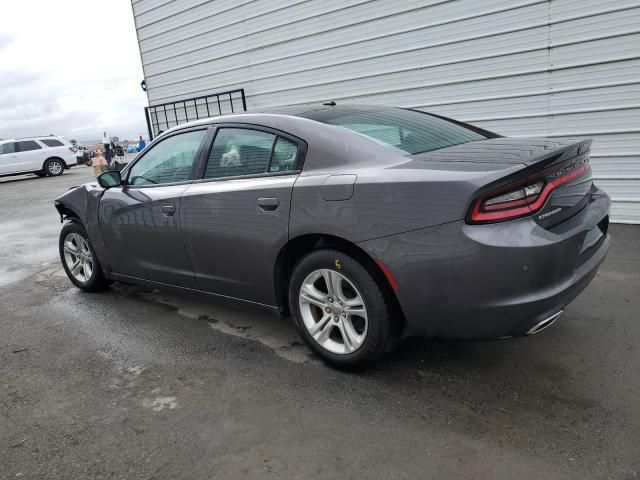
[526,310,563,335]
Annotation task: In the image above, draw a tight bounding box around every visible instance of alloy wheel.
[298,268,368,354]
[63,233,94,283]
[48,160,63,175]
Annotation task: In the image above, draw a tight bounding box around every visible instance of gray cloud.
[0,69,148,141]
[0,98,147,142]
[0,1,148,142]
[0,33,12,50]
[0,71,44,90]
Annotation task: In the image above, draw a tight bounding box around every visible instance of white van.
[0,136,78,178]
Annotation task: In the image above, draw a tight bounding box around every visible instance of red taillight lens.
[468,163,591,224]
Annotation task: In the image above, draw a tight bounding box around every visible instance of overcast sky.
[0,0,148,143]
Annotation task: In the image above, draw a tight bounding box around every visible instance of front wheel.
[59,222,111,292]
[289,249,393,370]
[44,158,64,176]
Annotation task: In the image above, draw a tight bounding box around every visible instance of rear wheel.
[44,158,65,176]
[59,222,111,292]
[289,249,392,370]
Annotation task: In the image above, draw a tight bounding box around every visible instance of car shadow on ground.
[0,174,42,184]
[68,279,556,378]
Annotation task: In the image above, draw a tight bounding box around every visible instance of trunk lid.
[410,137,594,228]
[411,137,588,166]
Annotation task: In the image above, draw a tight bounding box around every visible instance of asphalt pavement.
[1,166,638,479]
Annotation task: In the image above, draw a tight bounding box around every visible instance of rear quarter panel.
[283,117,526,243]
[290,164,524,244]
[51,145,77,166]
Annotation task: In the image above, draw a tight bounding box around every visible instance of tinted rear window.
[299,108,490,155]
[40,138,64,147]
[16,140,42,152]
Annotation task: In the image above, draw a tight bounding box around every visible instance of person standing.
[138,135,146,151]
[102,131,112,166]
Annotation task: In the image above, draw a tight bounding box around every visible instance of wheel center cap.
[331,304,342,315]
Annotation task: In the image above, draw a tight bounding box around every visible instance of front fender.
[55,185,90,224]
[54,183,109,272]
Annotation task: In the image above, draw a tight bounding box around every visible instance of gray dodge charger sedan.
[55,105,610,369]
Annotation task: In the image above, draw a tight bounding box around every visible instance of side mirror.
[97,170,122,188]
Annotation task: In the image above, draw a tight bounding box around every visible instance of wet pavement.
[1,167,639,479]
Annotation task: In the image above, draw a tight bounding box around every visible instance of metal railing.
[144,88,247,140]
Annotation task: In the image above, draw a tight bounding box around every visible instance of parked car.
[127,144,139,154]
[74,146,92,165]
[54,105,610,369]
[0,136,77,177]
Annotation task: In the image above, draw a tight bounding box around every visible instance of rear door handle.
[161,205,176,216]
[257,197,279,211]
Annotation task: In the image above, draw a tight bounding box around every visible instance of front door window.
[127,130,206,185]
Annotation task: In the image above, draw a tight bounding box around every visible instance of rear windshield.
[300,108,492,155]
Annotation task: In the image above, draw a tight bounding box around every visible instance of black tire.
[289,249,392,370]
[44,158,65,176]
[59,222,112,292]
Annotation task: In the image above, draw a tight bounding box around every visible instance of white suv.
[0,136,78,178]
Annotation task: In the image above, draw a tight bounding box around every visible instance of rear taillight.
[468,161,591,224]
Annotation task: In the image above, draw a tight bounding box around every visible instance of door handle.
[257,197,279,211]
[161,205,176,216]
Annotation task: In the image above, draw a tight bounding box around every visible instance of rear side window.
[205,128,300,179]
[16,140,42,152]
[270,137,298,172]
[300,108,490,155]
[0,143,16,155]
[205,128,274,178]
[205,128,276,178]
[40,139,64,147]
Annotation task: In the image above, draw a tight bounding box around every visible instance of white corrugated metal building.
[131,0,640,223]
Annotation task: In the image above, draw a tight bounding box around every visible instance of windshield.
[300,107,493,155]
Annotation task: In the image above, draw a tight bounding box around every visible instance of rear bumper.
[359,188,610,339]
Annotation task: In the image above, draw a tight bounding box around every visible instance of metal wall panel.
[133,0,640,223]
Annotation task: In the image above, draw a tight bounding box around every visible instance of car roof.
[160,104,401,135]
[260,103,388,116]
[2,135,65,142]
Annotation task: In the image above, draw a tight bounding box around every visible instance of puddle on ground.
[138,289,317,364]
[0,268,31,287]
[20,259,317,365]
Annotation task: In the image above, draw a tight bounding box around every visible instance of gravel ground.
[1,167,638,479]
